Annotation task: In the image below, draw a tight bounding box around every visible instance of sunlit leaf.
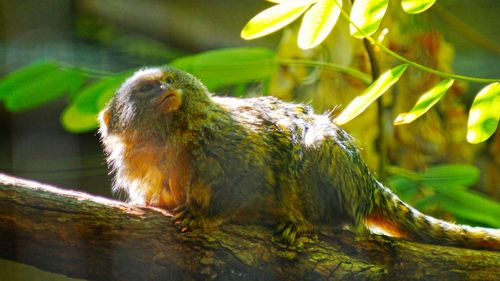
[298,0,341,49]
[349,0,389,38]
[4,67,86,112]
[0,60,60,101]
[61,103,98,133]
[334,64,408,125]
[467,82,500,144]
[266,0,312,4]
[421,164,479,188]
[437,189,500,228]
[241,1,314,40]
[171,47,277,90]
[394,79,454,125]
[402,0,436,14]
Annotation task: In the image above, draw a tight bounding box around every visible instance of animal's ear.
[98,107,111,134]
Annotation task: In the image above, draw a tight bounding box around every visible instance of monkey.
[98,66,500,250]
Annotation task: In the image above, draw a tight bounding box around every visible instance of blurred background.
[0,0,277,198]
[0,0,498,197]
[0,0,499,279]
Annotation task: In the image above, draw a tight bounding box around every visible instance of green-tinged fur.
[99,67,500,250]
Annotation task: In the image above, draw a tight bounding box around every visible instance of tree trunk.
[0,173,498,280]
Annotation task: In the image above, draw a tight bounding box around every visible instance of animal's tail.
[365,181,500,251]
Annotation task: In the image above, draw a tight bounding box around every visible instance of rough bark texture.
[0,173,499,281]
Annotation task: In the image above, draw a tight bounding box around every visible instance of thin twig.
[362,38,386,178]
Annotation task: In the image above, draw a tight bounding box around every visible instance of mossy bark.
[0,173,498,280]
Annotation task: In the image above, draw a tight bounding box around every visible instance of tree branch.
[0,173,498,280]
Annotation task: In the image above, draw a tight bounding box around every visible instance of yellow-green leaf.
[241,1,315,40]
[402,0,436,14]
[266,0,318,3]
[349,0,389,38]
[61,103,98,133]
[467,82,500,144]
[334,64,408,125]
[394,79,454,125]
[298,0,341,49]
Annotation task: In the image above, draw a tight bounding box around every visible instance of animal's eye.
[165,77,174,84]
[139,82,155,93]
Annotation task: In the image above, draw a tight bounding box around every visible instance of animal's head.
[98,67,210,136]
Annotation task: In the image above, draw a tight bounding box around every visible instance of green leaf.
[61,103,98,133]
[241,1,314,40]
[413,194,440,210]
[402,0,436,14]
[349,0,389,38]
[467,82,500,144]
[421,164,480,188]
[298,0,341,49]
[4,67,86,112]
[389,176,419,201]
[0,60,60,101]
[74,72,132,114]
[334,64,408,125]
[171,47,277,90]
[394,79,454,125]
[436,189,500,228]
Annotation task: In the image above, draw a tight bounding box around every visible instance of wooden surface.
[0,173,499,280]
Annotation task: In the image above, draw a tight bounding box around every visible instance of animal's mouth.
[154,88,183,113]
[155,92,176,107]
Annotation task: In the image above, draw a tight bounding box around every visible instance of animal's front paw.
[172,204,201,233]
[275,221,300,245]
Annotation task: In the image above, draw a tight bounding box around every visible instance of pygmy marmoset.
[99,67,500,250]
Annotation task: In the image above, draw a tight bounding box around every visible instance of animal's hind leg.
[275,179,314,245]
[275,219,312,245]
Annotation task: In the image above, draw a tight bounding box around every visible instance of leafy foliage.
[240,1,314,40]
[389,165,500,228]
[241,0,499,143]
[73,72,134,114]
[62,103,102,133]
[242,0,437,47]
[0,60,59,100]
[349,0,388,38]
[394,79,454,125]
[63,72,133,132]
[401,0,436,14]
[0,60,86,112]
[0,48,278,133]
[334,64,408,125]
[170,47,277,90]
[467,82,500,144]
[1,1,498,141]
[298,0,342,49]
